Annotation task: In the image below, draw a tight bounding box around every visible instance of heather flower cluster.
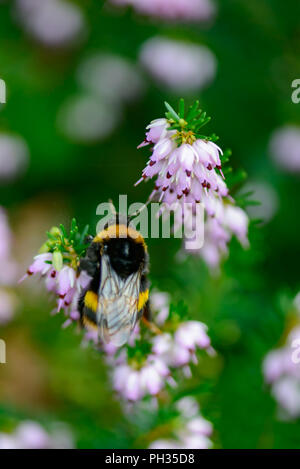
[0,420,74,449]
[149,397,213,449]
[20,100,250,449]
[263,296,300,420]
[136,100,249,270]
[0,133,29,183]
[185,198,249,270]
[23,225,216,446]
[0,207,18,325]
[20,219,91,327]
[99,291,213,402]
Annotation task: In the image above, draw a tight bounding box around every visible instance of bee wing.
[96,254,141,346]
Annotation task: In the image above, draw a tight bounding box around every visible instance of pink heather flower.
[152,333,195,368]
[137,107,249,271]
[175,321,210,351]
[110,0,216,23]
[169,342,193,367]
[111,353,172,402]
[150,290,213,368]
[152,322,211,369]
[137,119,169,149]
[140,360,166,395]
[0,289,18,325]
[77,270,92,290]
[140,37,217,93]
[58,94,121,143]
[149,439,180,449]
[0,208,18,325]
[150,396,213,449]
[0,207,18,286]
[113,358,170,401]
[16,0,86,47]
[61,310,81,328]
[57,266,76,297]
[272,377,300,419]
[136,118,225,208]
[0,208,12,259]
[241,180,278,224]
[150,290,170,325]
[179,433,213,449]
[178,198,249,271]
[113,364,148,401]
[152,333,173,356]
[14,422,51,449]
[186,417,213,436]
[263,349,288,384]
[222,204,249,247]
[124,370,143,401]
[0,434,18,450]
[269,125,300,173]
[21,253,86,324]
[45,269,58,292]
[176,396,201,418]
[77,53,145,104]
[82,329,99,347]
[19,253,53,282]
[0,134,29,182]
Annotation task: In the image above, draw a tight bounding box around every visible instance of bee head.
[104,236,145,277]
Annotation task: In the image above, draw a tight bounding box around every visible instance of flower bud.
[38,242,50,254]
[49,226,61,238]
[52,250,63,272]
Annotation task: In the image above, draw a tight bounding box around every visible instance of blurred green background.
[0,0,300,449]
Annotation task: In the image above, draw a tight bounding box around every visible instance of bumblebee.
[78,214,150,346]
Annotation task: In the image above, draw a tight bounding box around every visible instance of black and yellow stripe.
[94,223,147,251]
[79,289,98,330]
[84,290,98,312]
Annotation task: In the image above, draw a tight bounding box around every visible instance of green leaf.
[52,250,63,271]
[59,224,67,237]
[164,101,180,122]
[179,98,185,118]
[186,100,200,121]
[79,224,90,245]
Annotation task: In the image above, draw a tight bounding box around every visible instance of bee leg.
[78,242,101,277]
[141,301,162,335]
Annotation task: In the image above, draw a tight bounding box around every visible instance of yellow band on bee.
[94,224,147,250]
[84,290,98,312]
[138,289,149,311]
